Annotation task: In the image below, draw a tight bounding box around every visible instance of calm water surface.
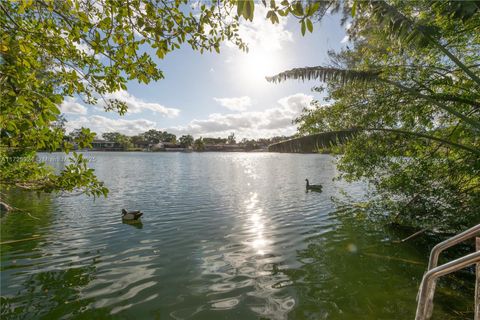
[1,153,473,319]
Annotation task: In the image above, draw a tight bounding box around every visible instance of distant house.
[133,140,150,150]
[203,144,224,151]
[203,144,244,152]
[222,145,244,152]
[151,142,186,152]
[91,139,123,151]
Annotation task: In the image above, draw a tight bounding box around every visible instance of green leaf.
[301,20,306,36]
[156,48,165,59]
[237,0,245,17]
[78,11,89,23]
[294,2,304,16]
[244,0,255,21]
[351,0,358,17]
[306,19,313,33]
[52,106,61,115]
[271,12,279,24]
[99,17,111,29]
[308,2,320,15]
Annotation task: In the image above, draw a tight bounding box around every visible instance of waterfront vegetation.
[65,128,291,152]
[266,1,480,231]
[1,0,247,200]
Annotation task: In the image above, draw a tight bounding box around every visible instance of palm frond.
[431,0,480,21]
[266,65,480,130]
[367,0,480,85]
[265,66,380,85]
[268,130,358,153]
[366,1,438,48]
[268,128,480,155]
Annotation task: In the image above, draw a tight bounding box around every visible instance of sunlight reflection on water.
[245,192,270,256]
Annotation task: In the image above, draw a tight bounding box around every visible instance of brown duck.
[122,209,143,221]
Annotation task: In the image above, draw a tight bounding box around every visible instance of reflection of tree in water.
[277,212,474,320]
[1,190,55,263]
[0,262,111,319]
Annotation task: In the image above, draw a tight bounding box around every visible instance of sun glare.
[237,49,283,88]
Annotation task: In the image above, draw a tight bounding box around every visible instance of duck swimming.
[305,179,322,192]
[122,209,143,221]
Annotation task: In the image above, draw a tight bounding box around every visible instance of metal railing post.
[415,223,480,320]
[428,224,480,270]
[476,237,480,320]
[415,251,480,320]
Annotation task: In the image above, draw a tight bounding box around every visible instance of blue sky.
[62,8,347,139]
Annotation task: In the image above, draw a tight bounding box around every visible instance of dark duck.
[305,179,322,192]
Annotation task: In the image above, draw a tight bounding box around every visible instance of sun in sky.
[237,49,282,87]
[227,6,292,89]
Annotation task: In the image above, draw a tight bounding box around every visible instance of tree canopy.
[193,137,205,151]
[267,0,480,230]
[0,0,245,202]
[179,135,194,148]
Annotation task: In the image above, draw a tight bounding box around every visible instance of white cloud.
[63,93,315,139]
[277,94,313,112]
[101,90,180,117]
[74,41,95,55]
[341,22,352,44]
[170,93,313,139]
[227,6,292,52]
[59,97,88,115]
[213,96,252,111]
[66,115,158,136]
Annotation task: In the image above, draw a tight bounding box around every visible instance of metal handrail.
[415,223,480,320]
[416,251,480,319]
[427,224,480,270]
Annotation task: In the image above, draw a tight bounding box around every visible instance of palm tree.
[267,127,480,156]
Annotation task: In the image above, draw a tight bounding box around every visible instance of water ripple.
[4,153,466,320]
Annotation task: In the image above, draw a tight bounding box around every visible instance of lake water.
[0,152,473,319]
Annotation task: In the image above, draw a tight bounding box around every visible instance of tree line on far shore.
[66,127,291,151]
